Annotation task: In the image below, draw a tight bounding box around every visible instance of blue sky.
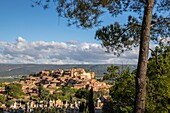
[0,0,130,43]
[0,0,141,64]
[0,1,168,64]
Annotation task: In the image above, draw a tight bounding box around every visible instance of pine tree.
[31,0,170,112]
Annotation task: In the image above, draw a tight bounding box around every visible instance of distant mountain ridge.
[0,64,137,77]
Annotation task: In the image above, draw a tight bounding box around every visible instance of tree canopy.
[103,64,120,80]
[146,39,170,112]
[5,83,24,99]
[75,88,89,99]
[31,0,169,54]
[106,41,170,112]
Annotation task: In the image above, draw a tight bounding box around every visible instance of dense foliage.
[105,43,170,112]
[75,88,89,99]
[58,86,76,101]
[5,83,24,99]
[38,85,50,101]
[103,64,120,80]
[0,95,6,105]
[103,67,135,113]
[37,84,77,102]
[74,88,95,113]
[146,42,170,112]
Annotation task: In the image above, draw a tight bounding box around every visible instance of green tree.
[146,75,170,112]
[62,86,76,96]
[103,64,120,80]
[75,88,89,112]
[38,84,50,101]
[51,88,62,100]
[62,86,76,101]
[109,68,135,112]
[148,38,170,77]
[0,83,6,87]
[108,43,170,112]
[0,95,6,104]
[5,83,24,99]
[102,100,115,113]
[88,88,95,113]
[32,0,169,112]
[146,41,170,112]
[75,88,89,99]
[50,86,77,101]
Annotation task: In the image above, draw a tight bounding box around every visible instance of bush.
[5,83,24,99]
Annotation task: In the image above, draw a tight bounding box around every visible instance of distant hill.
[0,64,137,77]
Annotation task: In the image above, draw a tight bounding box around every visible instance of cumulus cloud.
[0,37,149,64]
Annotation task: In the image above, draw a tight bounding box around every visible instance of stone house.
[41,70,50,76]
[73,84,86,89]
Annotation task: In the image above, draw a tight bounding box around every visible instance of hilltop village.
[0,68,112,112]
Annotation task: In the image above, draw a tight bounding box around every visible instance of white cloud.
[0,37,149,64]
[17,36,26,42]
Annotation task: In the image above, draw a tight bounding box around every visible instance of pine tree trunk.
[134,0,154,113]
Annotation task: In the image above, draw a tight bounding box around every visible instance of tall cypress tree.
[88,87,95,113]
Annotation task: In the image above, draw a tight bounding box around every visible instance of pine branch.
[150,17,170,27]
[118,23,141,38]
